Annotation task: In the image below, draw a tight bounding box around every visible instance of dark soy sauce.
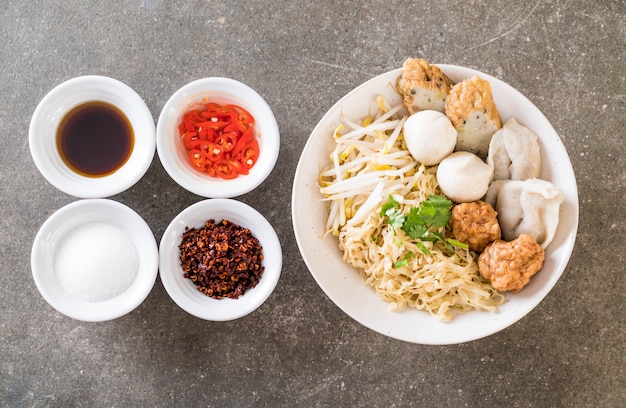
[57,101,134,177]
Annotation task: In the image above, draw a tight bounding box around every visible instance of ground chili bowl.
[159,199,282,321]
[29,75,155,198]
[31,199,159,322]
[156,77,280,198]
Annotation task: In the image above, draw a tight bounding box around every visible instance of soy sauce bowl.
[156,77,280,198]
[29,75,155,198]
[159,199,282,321]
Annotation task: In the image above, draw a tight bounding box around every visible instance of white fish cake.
[445,76,502,159]
[397,58,455,114]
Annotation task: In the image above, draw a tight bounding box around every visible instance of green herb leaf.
[427,231,447,243]
[380,195,406,234]
[402,220,429,241]
[447,238,469,250]
[387,208,406,230]
[394,251,414,268]
[416,195,453,229]
[415,240,431,256]
[380,194,465,256]
[401,195,452,238]
[380,195,399,217]
[400,195,454,255]
[394,259,408,268]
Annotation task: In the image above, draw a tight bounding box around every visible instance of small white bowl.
[31,199,159,322]
[29,75,155,198]
[156,78,279,198]
[159,199,282,321]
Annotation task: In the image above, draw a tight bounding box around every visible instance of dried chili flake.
[179,219,264,299]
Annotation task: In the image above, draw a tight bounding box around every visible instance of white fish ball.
[437,151,493,203]
[403,110,457,166]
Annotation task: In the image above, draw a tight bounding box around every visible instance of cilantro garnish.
[380,195,406,232]
[403,195,453,233]
[380,194,400,215]
[380,195,468,256]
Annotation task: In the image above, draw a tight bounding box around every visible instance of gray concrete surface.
[1,1,624,407]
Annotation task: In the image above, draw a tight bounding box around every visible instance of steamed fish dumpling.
[487,118,541,180]
[484,179,563,249]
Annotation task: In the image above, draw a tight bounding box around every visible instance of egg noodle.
[319,96,504,320]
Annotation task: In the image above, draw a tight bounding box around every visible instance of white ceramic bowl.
[159,199,282,321]
[29,75,156,198]
[31,199,159,322]
[156,78,279,198]
[292,65,579,345]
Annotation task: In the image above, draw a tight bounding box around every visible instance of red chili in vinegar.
[57,101,134,177]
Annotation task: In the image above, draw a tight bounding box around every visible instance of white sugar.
[55,222,139,302]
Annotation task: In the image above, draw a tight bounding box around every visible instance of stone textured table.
[1,1,624,406]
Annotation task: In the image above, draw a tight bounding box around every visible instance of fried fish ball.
[397,58,455,114]
[478,234,544,292]
[450,201,501,253]
[445,76,502,159]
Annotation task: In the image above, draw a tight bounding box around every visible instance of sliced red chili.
[240,140,260,169]
[196,120,228,130]
[199,141,223,162]
[214,159,238,180]
[183,115,195,132]
[188,149,206,170]
[216,131,237,152]
[229,158,248,175]
[222,123,241,135]
[201,103,231,120]
[205,161,216,177]
[198,127,218,142]
[228,104,255,130]
[231,127,254,158]
[179,103,258,178]
[183,132,201,150]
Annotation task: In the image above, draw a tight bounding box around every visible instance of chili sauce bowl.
[29,75,155,198]
[159,199,282,321]
[156,77,280,198]
[31,199,159,322]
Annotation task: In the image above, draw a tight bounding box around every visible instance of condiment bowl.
[156,78,280,198]
[29,75,155,198]
[159,199,282,321]
[31,199,159,322]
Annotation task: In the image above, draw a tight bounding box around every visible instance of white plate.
[159,199,282,321]
[31,199,159,322]
[291,65,578,344]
